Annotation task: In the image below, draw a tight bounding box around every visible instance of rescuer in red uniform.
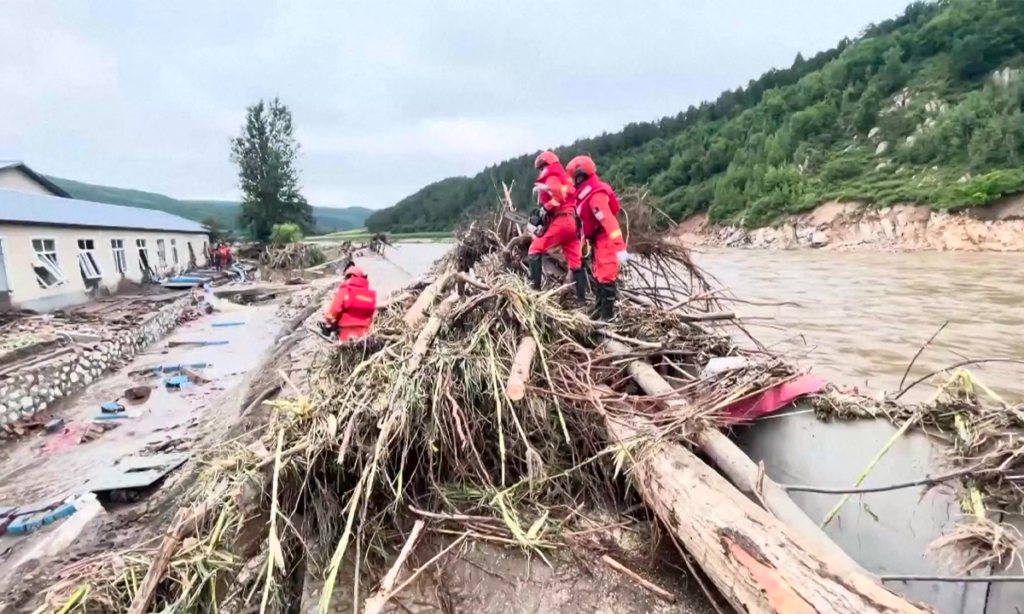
[566,155,629,321]
[322,265,377,341]
[527,151,586,305]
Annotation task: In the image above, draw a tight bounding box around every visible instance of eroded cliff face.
[676,195,1024,252]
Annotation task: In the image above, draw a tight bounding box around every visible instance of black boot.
[572,268,588,306]
[529,254,543,290]
[590,282,606,320]
[599,283,617,321]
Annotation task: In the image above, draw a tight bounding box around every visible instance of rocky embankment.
[676,194,1024,251]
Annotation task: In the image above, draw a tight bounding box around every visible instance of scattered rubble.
[0,293,198,435]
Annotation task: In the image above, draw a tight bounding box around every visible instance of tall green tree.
[230,98,313,242]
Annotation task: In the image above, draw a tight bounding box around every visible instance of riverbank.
[676,194,1024,251]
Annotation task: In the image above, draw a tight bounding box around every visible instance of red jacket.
[325,276,377,337]
[536,162,576,216]
[575,174,625,251]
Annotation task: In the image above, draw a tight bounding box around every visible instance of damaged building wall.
[0,293,195,427]
[0,224,209,312]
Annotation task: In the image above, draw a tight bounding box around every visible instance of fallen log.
[604,411,931,614]
[602,339,866,575]
[408,293,460,374]
[403,270,452,328]
[504,336,537,401]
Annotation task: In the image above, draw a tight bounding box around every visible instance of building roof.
[0,188,208,234]
[0,161,72,197]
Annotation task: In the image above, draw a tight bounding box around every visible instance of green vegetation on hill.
[368,0,1024,232]
[47,176,373,235]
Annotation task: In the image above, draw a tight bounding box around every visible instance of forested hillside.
[48,177,372,235]
[368,0,1024,233]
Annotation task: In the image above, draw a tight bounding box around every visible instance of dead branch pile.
[43,194,932,614]
[259,242,327,270]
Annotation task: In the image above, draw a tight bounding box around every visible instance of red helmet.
[535,150,559,170]
[346,265,366,278]
[566,155,597,181]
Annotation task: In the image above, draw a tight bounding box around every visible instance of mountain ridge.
[367,0,1024,233]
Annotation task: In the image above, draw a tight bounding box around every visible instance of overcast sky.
[0,1,912,210]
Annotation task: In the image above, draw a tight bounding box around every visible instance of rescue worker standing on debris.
[322,265,377,341]
[527,151,587,305]
[567,155,629,321]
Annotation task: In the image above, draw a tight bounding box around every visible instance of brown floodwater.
[693,248,1024,402]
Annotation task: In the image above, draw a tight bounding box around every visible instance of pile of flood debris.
[0,294,188,354]
[37,193,1021,614]
[812,367,1024,573]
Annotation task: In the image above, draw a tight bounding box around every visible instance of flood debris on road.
[16,203,1023,613]
[0,291,202,438]
[30,191,967,614]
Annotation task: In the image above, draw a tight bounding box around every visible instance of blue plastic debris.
[157,362,208,374]
[101,401,125,414]
[94,414,132,421]
[7,514,44,534]
[212,321,245,327]
[164,374,190,389]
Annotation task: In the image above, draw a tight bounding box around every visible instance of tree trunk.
[600,340,933,614]
[403,269,452,328]
[602,339,862,574]
[606,414,932,614]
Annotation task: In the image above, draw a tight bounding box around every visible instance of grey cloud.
[0,0,911,209]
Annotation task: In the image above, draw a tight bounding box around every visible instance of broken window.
[187,241,197,267]
[111,239,127,275]
[32,238,67,289]
[156,239,167,267]
[170,238,179,265]
[136,239,151,274]
[77,239,103,280]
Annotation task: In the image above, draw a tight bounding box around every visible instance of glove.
[616,251,630,264]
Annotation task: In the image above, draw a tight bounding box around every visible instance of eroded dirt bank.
[677,194,1024,251]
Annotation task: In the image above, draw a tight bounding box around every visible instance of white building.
[0,162,209,312]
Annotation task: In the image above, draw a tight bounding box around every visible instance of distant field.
[310,229,453,243]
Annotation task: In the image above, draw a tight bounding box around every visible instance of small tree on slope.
[230,98,313,242]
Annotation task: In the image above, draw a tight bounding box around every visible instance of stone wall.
[0,294,195,426]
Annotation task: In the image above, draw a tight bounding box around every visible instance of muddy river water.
[693,248,1024,401]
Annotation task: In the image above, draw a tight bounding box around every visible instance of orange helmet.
[535,150,559,170]
[566,155,597,181]
[346,265,366,279]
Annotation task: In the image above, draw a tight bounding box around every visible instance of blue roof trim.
[0,188,207,234]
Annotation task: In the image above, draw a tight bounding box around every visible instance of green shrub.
[270,222,303,244]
